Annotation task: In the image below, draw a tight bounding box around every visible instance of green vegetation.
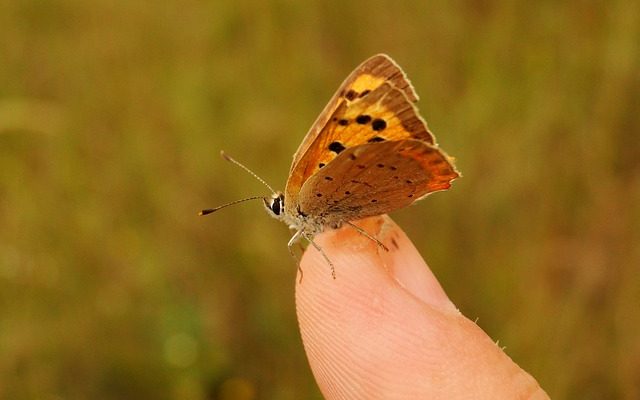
[1,1,638,398]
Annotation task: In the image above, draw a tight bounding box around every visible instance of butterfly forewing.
[296,140,458,223]
[285,55,420,206]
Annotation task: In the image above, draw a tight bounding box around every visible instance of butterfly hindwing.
[296,139,459,222]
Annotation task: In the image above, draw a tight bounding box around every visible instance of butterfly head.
[263,192,285,219]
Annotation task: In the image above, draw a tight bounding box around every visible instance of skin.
[295,215,550,399]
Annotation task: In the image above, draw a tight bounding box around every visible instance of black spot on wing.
[371,119,387,131]
[368,136,385,143]
[328,141,346,154]
[356,115,371,124]
[344,90,358,100]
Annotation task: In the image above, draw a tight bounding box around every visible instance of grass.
[1,1,639,398]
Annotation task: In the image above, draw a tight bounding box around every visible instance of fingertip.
[298,215,456,313]
[295,216,456,396]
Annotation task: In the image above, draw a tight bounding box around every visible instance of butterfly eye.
[271,197,281,215]
[269,194,285,216]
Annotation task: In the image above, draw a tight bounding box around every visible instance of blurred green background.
[1,1,639,399]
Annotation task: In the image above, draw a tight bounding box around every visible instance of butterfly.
[201,54,459,278]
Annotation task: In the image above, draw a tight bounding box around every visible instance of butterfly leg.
[302,232,336,280]
[344,221,389,252]
[287,230,305,282]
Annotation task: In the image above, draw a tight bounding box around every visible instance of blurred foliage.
[1,0,639,399]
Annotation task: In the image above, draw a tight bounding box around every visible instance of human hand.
[295,215,549,399]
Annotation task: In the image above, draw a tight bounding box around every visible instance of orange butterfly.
[202,54,459,277]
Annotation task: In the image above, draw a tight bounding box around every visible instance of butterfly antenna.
[220,150,276,193]
[198,196,264,216]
